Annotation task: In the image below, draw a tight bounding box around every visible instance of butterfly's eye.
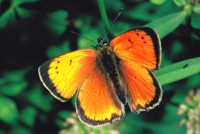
[97,37,108,47]
[103,42,108,46]
[97,37,103,44]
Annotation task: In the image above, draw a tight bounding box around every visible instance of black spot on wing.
[137,27,161,69]
[38,60,68,102]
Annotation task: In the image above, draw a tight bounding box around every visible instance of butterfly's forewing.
[76,68,124,126]
[110,27,162,112]
[38,49,96,102]
[110,27,161,70]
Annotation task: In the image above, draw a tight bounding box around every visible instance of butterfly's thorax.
[96,45,126,104]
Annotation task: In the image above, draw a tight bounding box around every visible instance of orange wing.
[110,27,161,70]
[120,60,162,112]
[38,49,96,102]
[76,69,124,126]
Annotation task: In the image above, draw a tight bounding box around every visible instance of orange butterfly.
[38,27,162,126]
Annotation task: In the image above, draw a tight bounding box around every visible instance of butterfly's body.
[96,43,127,104]
[38,27,162,126]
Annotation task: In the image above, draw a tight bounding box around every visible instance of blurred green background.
[0,0,200,134]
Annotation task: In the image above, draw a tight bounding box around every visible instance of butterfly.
[38,27,162,127]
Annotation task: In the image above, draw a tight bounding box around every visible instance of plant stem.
[97,0,110,30]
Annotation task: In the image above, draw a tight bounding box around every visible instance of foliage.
[0,0,200,133]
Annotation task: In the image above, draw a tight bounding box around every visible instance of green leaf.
[0,69,29,96]
[154,57,200,85]
[0,0,36,29]
[151,0,166,5]
[45,10,68,35]
[16,7,33,18]
[191,14,200,29]
[12,0,38,5]
[10,125,31,134]
[126,1,178,22]
[47,41,70,58]
[173,0,187,6]
[120,104,185,134]
[12,0,36,18]
[20,106,37,127]
[57,111,71,120]
[191,32,200,40]
[193,3,200,14]
[104,0,123,11]
[27,84,53,111]
[0,95,19,124]
[149,105,186,134]
[145,11,187,38]
[169,41,184,58]
[185,74,200,89]
[119,113,146,134]
[161,52,173,67]
[78,20,101,49]
[0,81,27,96]
[0,8,16,29]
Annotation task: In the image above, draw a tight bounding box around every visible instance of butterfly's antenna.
[71,31,96,44]
[100,8,123,45]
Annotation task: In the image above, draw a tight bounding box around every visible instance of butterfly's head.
[96,37,108,48]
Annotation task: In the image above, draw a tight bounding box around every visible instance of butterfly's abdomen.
[96,46,126,104]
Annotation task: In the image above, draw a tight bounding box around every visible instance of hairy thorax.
[96,45,127,104]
